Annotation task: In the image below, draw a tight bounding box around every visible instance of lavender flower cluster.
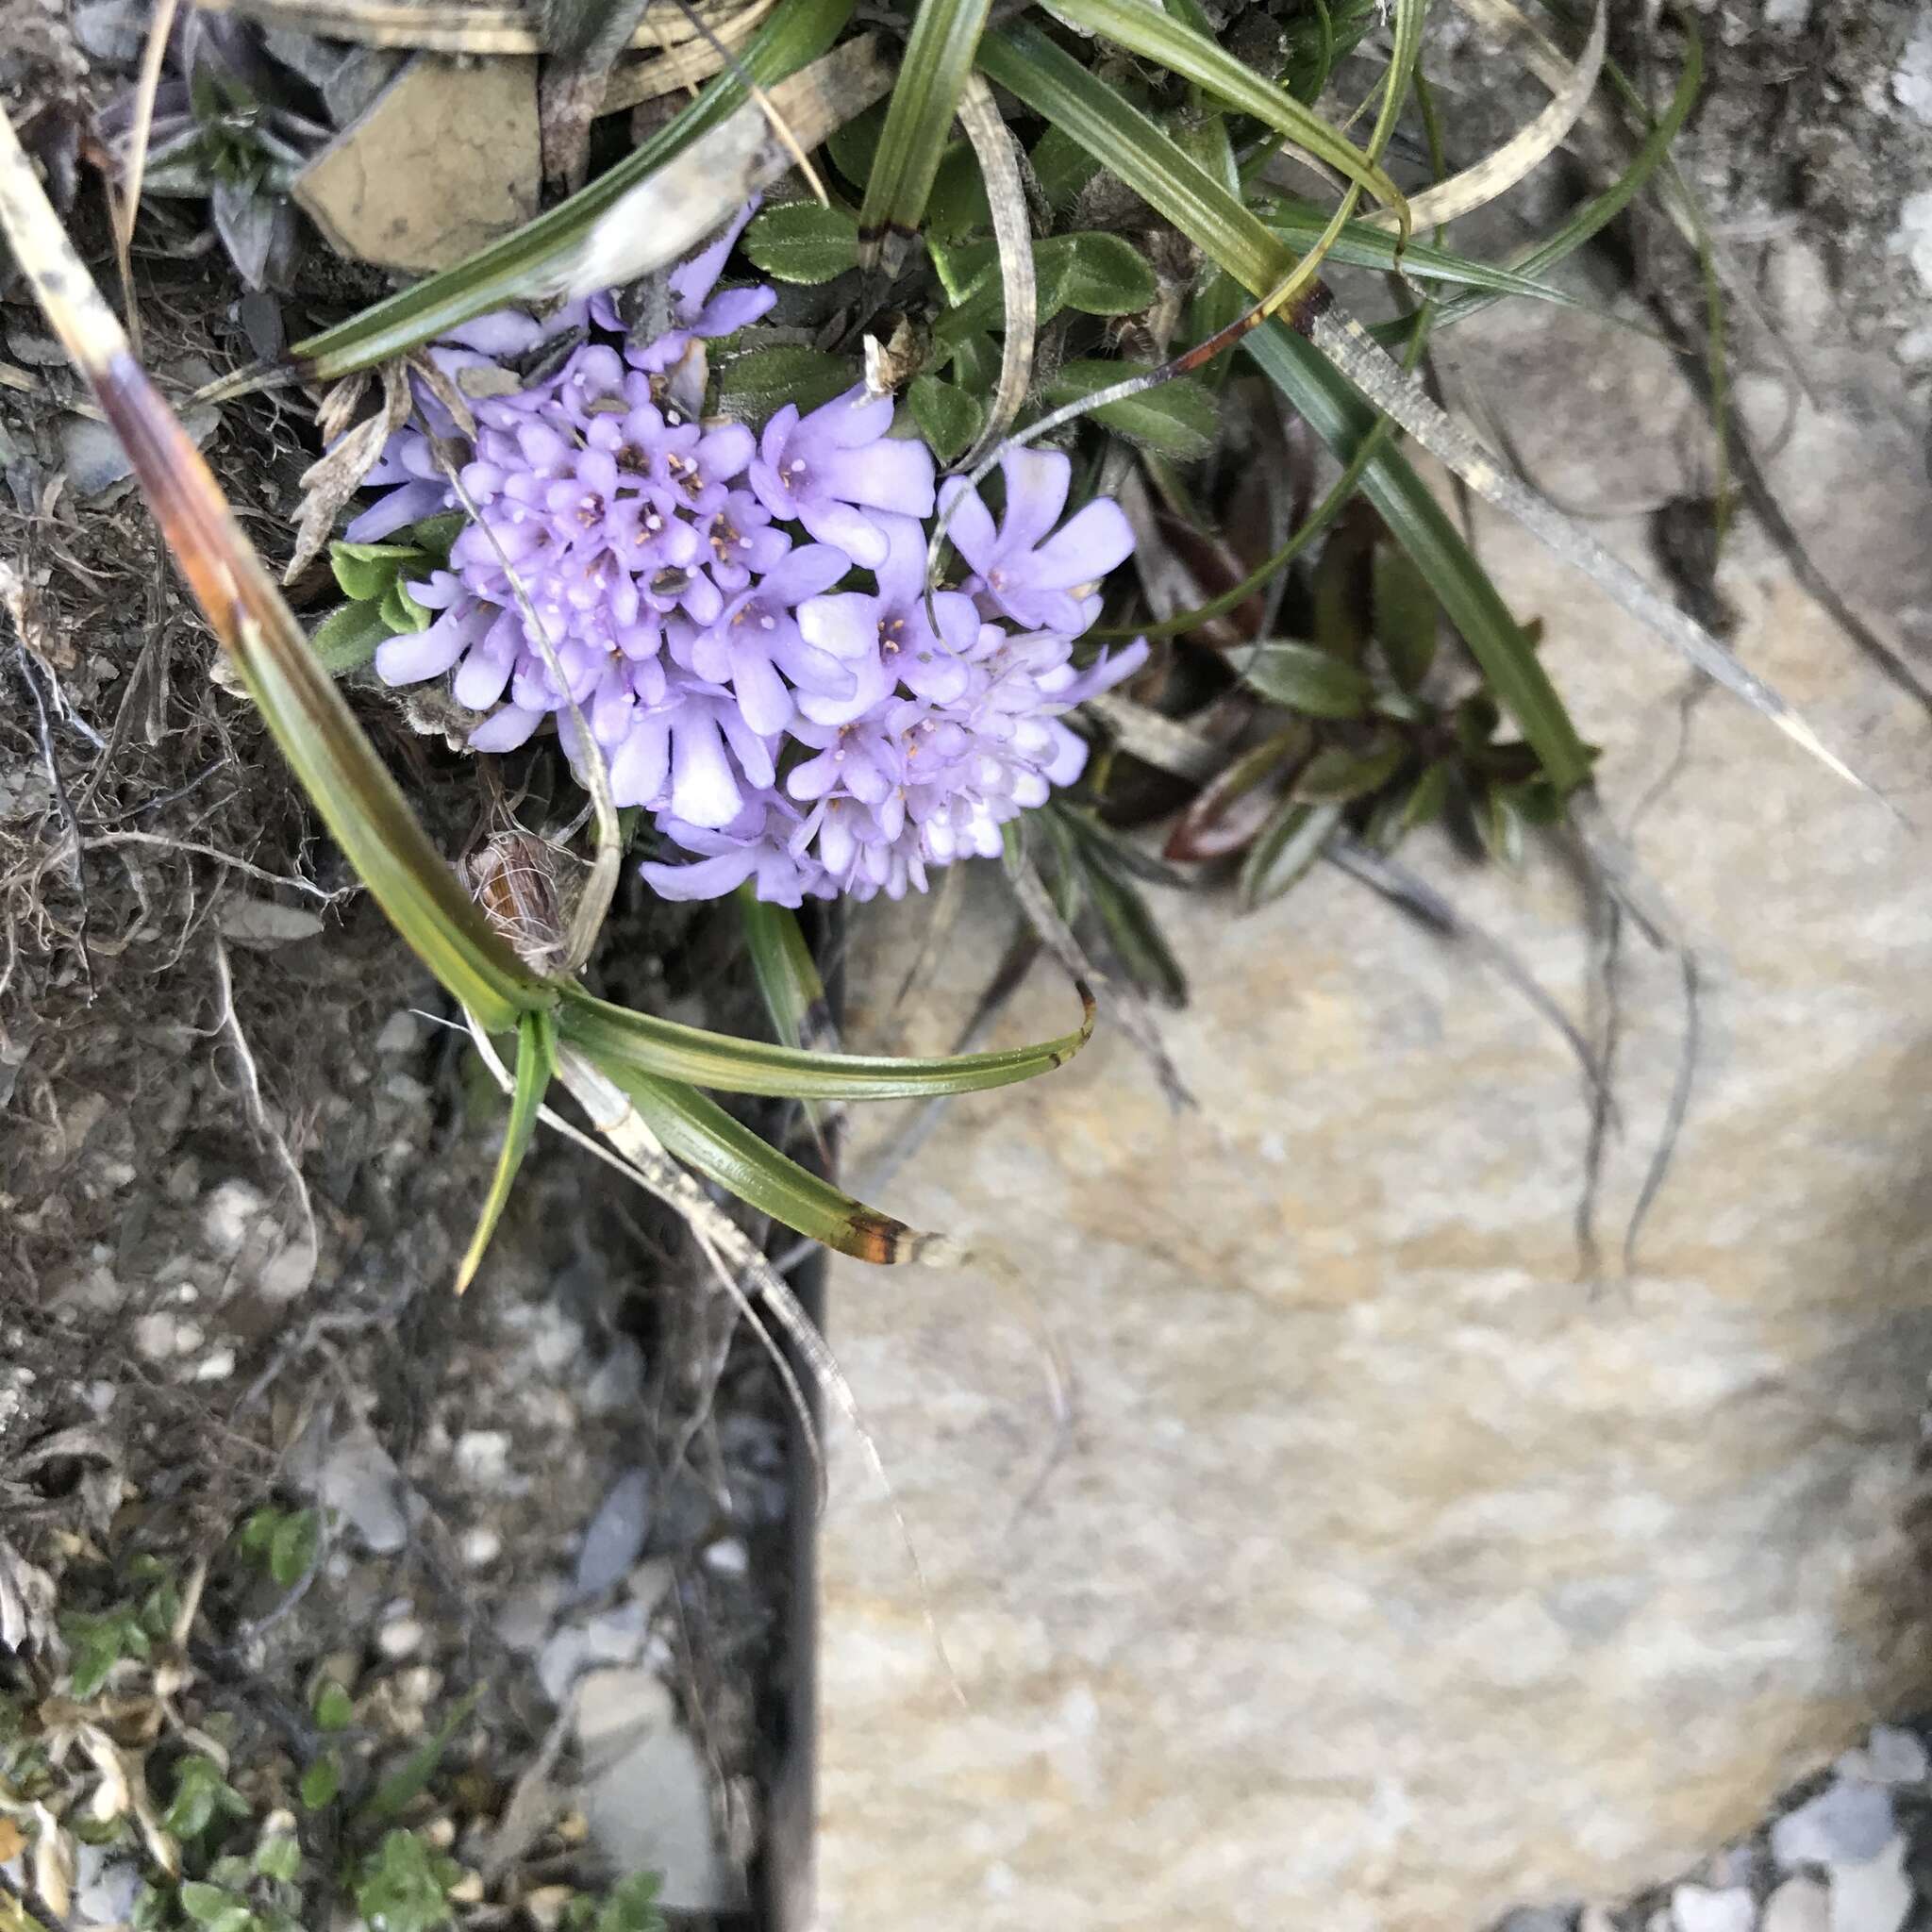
[351,209,1145,905]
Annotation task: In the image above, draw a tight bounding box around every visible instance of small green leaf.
[310,600,393,676]
[1373,545,1440,691]
[1241,799,1343,908]
[328,541,420,603]
[1291,740,1405,804]
[312,1680,355,1732]
[715,345,861,424]
[741,200,860,283]
[1084,860,1187,1008]
[1041,359,1217,458]
[177,1882,237,1924]
[1059,231,1158,314]
[358,1686,483,1827]
[378,577,432,636]
[1029,124,1098,209]
[254,1834,302,1883]
[907,375,984,464]
[268,1509,319,1588]
[924,139,993,241]
[1239,641,1373,719]
[1398,759,1452,831]
[828,96,889,190]
[300,1755,341,1810]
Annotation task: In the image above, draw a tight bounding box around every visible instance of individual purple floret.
[748,386,938,572]
[345,211,1145,906]
[937,446,1136,635]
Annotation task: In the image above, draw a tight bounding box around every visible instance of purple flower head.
[340,208,1142,908]
[937,447,1135,635]
[749,386,936,572]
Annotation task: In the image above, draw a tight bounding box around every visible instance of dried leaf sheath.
[0,104,547,1033]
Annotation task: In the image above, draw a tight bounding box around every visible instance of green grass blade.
[612,1068,937,1261]
[555,976,1095,1099]
[1247,320,1591,791]
[1257,199,1592,307]
[857,0,993,273]
[287,0,855,381]
[979,25,1592,790]
[456,1010,555,1294]
[738,889,832,1053]
[1045,0,1407,226]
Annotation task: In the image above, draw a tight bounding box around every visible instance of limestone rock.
[294,56,539,274]
[816,299,1932,1930]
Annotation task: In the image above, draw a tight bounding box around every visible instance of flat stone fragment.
[1826,1841,1910,1932]
[1773,1786,1896,1873]
[1763,1880,1830,1932]
[294,55,540,274]
[1673,1886,1757,1932]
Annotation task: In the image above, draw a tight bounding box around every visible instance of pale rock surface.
[816,295,1932,1930]
[1826,1841,1910,1932]
[1763,1879,1831,1932]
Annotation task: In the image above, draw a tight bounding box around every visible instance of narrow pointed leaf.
[456,1011,555,1294]
[856,0,993,274]
[612,1068,941,1262]
[555,976,1094,1099]
[1044,0,1407,230]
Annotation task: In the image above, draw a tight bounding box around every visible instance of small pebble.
[191,1347,236,1384]
[1836,1726,1928,1788]
[454,1430,513,1489]
[703,1538,749,1578]
[1672,1885,1755,1932]
[460,1526,502,1570]
[377,1617,425,1660]
[1771,1781,1895,1871]
[375,1010,423,1057]
[1762,1879,1829,1932]
[1827,1840,1909,1932]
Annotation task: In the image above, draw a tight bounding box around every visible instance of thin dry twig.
[113,0,182,360]
[209,933,320,1294]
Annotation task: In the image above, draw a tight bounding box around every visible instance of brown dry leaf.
[0,1819,23,1862]
[283,360,411,584]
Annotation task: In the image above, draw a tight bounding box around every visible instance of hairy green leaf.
[742,198,861,283]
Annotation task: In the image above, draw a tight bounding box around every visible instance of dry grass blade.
[285,361,410,583]
[555,34,891,300]
[113,0,180,358]
[599,0,783,113]
[1366,0,1605,235]
[1305,303,1874,794]
[193,0,760,54]
[954,73,1035,469]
